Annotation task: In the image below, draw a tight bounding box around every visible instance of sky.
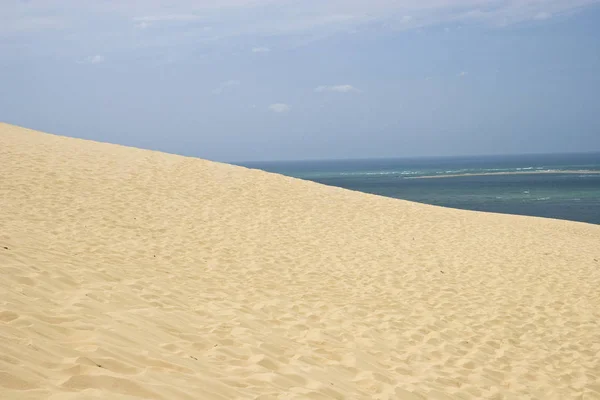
[1,0,600,162]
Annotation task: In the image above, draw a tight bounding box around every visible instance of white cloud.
[133,14,202,23]
[315,84,361,93]
[78,55,105,64]
[2,1,596,38]
[252,47,271,53]
[212,80,240,95]
[269,103,291,113]
[132,14,202,29]
[458,71,468,77]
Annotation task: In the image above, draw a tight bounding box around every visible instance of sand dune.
[1,122,599,400]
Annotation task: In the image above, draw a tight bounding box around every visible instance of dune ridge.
[1,122,599,399]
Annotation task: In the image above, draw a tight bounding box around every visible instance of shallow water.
[239,153,600,225]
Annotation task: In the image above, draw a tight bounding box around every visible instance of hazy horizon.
[234,150,600,165]
[2,1,600,162]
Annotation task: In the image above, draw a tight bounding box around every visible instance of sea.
[238,153,600,225]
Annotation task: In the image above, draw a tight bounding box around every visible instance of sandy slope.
[1,122,599,400]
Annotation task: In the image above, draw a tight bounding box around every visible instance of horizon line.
[232,150,600,165]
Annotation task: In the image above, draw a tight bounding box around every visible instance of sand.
[1,122,599,400]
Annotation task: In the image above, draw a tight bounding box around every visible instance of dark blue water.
[238,153,600,225]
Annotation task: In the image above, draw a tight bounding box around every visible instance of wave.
[337,170,422,177]
[295,167,600,180]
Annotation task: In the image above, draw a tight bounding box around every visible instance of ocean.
[239,153,600,225]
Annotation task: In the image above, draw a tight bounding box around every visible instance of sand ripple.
[1,123,600,399]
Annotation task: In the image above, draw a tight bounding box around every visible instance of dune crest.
[1,122,599,399]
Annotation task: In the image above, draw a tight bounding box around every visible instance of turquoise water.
[239,153,600,225]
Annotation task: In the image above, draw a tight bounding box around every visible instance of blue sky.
[1,0,599,161]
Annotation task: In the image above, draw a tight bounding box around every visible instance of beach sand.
[1,122,599,399]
